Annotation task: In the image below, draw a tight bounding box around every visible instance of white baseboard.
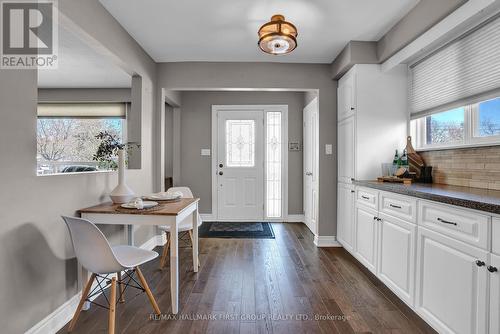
[285,214,304,223]
[313,235,342,248]
[25,293,82,334]
[200,213,215,221]
[25,234,164,334]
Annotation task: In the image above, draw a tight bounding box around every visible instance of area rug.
[199,222,275,239]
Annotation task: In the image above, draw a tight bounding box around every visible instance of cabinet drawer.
[418,201,490,250]
[356,187,378,210]
[380,191,417,223]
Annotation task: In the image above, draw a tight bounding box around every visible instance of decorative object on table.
[144,191,182,202]
[93,131,140,204]
[121,198,158,209]
[199,222,275,239]
[405,136,425,179]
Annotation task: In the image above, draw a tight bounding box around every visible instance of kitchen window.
[37,103,127,175]
[411,96,500,150]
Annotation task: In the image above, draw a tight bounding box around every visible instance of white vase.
[110,149,135,204]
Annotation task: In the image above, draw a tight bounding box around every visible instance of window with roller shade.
[409,15,500,150]
[36,103,127,175]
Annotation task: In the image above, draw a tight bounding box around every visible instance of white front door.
[217,110,264,220]
[303,98,319,234]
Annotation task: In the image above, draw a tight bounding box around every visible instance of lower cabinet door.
[415,227,488,334]
[489,253,500,334]
[354,205,378,274]
[337,183,355,253]
[377,213,416,306]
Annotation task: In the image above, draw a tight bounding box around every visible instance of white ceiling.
[99,0,419,63]
[38,26,131,88]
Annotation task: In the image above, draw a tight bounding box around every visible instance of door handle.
[218,171,223,176]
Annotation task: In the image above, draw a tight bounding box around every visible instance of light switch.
[201,149,211,156]
[325,144,333,155]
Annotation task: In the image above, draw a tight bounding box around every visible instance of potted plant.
[93,131,139,204]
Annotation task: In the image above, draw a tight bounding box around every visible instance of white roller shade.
[37,103,126,118]
[409,15,500,116]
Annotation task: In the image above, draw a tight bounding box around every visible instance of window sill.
[416,141,500,152]
[37,170,117,177]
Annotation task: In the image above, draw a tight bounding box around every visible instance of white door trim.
[211,105,288,221]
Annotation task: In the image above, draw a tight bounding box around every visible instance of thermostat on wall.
[289,142,301,151]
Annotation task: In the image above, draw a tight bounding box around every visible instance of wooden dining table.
[79,198,200,314]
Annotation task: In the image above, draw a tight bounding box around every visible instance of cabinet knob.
[476,260,485,267]
[488,266,498,273]
[350,107,355,110]
[219,171,223,176]
[350,190,355,193]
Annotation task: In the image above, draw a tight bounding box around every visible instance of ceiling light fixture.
[258,14,298,55]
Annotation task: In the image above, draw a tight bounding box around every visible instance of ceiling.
[99,0,419,63]
[38,26,131,88]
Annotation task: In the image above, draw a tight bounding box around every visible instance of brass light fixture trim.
[258,14,298,55]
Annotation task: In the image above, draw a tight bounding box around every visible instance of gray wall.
[165,104,174,178]
[331,41,378,79]
[178,91,304,215]
[0,1,158,333]
[377,0,467,62]
[38,88,131,102]
[158,62,337,237]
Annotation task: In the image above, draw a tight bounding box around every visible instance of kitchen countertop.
[353,180,500,215]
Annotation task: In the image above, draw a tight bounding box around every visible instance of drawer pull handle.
[476,260,485,267]
[437,217,457,226]
[361,195,370,200]
[389,204,402,209]
[488,266,498,273]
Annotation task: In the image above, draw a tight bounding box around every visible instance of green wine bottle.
[392,150,399,166]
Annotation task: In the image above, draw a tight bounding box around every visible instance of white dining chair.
[62,216,161,334]
[158,187,202,269]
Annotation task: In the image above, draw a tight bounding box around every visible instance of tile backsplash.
[420,146,500,190]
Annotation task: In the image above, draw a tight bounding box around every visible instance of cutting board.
[406,136,424,178]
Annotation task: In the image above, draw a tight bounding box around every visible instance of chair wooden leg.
[68,273,96,332]
[117,271,125,303]
[109,277,117,334]
[135,267,161,315]
[188,230,200,267]
[159,232,170,269]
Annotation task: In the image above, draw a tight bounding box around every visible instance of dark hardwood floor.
[59,223,435,334]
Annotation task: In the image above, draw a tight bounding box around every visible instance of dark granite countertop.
[353,180,500,215]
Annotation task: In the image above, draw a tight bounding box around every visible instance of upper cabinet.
[338,69,356,121]
[337,64,408,182]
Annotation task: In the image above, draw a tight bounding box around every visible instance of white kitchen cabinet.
[489,253,500,334]
[355,205,378,274]
[336,64,408,183]
[378,213,416,307]
[338,69,356,121]
[337,182,355,252]
[415,227,488,334]
[337,116,355,184]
